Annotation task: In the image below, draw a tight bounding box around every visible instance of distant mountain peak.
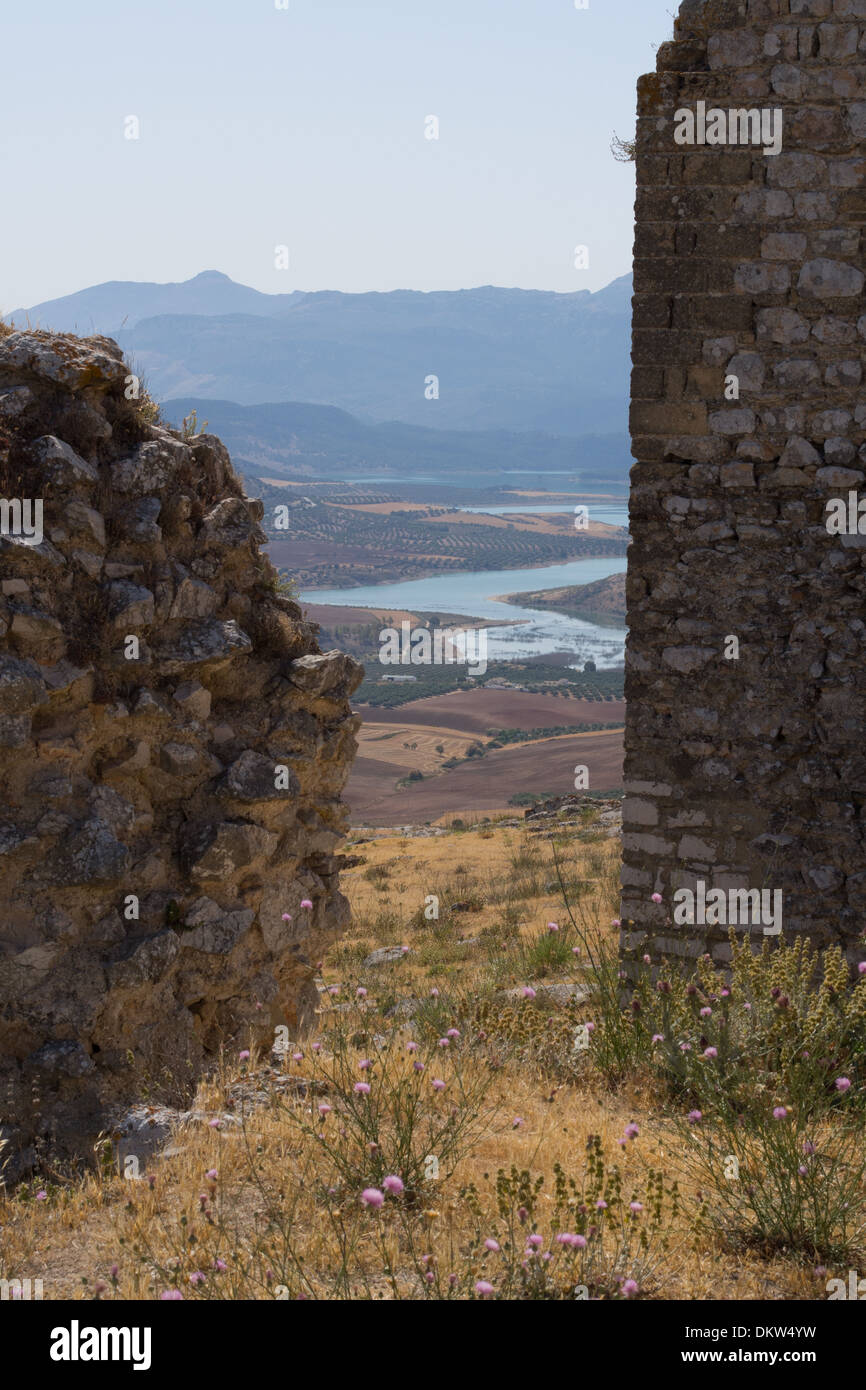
[189,270,233,283]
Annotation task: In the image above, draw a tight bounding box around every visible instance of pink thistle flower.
[475,1280,494,1298]
[430,988,440,998]
[611,918,621,928]
[798,1165,808,1176]
[859,963,866,975]
[624,1122,639,1140]
[318,1103,332,1116]
[359,1058,372,1070]
[208,1119,222,1129]
[292,1051,303,1062]
[527,1234,543,1248]
[572,946,581,956]
[383,1175,404,1195]
[360,1188,384,1209]
[160,1289,183,1300]
[629,1202,643,1214]
[704,1047,718,1059]
[548,922,559,933]
[595,1199,607,1210]
[622,1279,639,1298]
[522,986,536,1000]
[312,1041,322,1052]
[447,1028,460,1039]
[413,1061,425,1072]
[438,1038,450,1048]
[281,913,292,922]
[356,987,367,999]
[651,893,662,904]
[205,1169,218,1181]
[35,1190,47,1201]
[651,1034,664,1044]
[189,1271,206,1286]
[584,1021,595,1033]
[432,1079,446,1091]
[239,1049,250,1061]
[401,945,410,954]
[327,985,339,996]
[512,1117,524,1129]
[803,1140,817,1155]
[406,1041,418,1053]
[642,954,651,965]
[835,1077,852,1092]
[687,1110,702,1125]
[213,1259,227,1272]
[300,899,313,910]
[353,1081,371,1095]
[484,1238,501,1252]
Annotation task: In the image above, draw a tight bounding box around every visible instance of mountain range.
[9,270,632,440]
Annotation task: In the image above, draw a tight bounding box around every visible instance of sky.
[1,0,677,309]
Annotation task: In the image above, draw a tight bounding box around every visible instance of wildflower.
[205,1168,218,1181]
[687,1110,702,1125]
[798,1165,808,1177]
[475,1281,494,1298]
[679,1042,691,1053]
[208,1119,222,1129]
[383,1175,404,1195]
[312,1041,322,1053]
[449,1274,457,1288]
[354,1081,371,1095]
[189,1272,205,1286]
[407,1041,418,1053]
[213,1259,227,1272]
[522,986,536,1000]
[517,1207,529,1224]
[656,980,671,994]
[292,1051,303,1062]
[430,988,440,998]
[611,918,621,928]
[527,1234,543,1248]
[548,921,559,933]
[699,1007,711,1018]
[356,987,367,999]
[35,1191,47,1201]
[432,1079,446,1091]
[318,1103,332,1116]
[622,1279,639,1298]
[629,1202,643,1214]
[512,1116,524,1129]
[595,1199,607,1210]
[572,946,581,956]
[160,1290,183,1300]
[281,913,292,922]
[401,946,410,954]
[438,1038,450,1048]
[484,1238,501,1252]
[651,893,662,904]
[360,1188,384,1209]
[642,953,651,965]
[414,1061,425,1072]
[835,1077,852,1092]
[557,1233,585,1249]
[651,1033,664,1044]
[859,963,866,975]
[328,986,339,996]
[110,1265,119,1281]
[623,1122,639,1140]
[773,1106,788,1120]
[300,899,313,910]
[720,987,730,997]
[803,1141,817,1156]
[446,1027,460,1039]
[704,1047,718,1059]
[359,1058,372,1070]
[585,1021,595,1033]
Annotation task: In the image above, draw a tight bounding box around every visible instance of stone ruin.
[0,329,362,1174]
[622,0,866,977]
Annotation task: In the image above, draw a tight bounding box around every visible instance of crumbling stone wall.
[0,330,361,1172]
[622,0,866,973]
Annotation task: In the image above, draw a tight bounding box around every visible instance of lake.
[301,556,628,669]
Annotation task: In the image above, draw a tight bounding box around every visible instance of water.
[301,556,627,669]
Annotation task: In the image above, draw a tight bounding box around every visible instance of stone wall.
[622,0,866,973]
[0,330,362,1172]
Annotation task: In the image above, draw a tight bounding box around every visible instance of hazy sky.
[3,0,676,309]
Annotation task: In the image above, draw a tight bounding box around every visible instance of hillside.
[505,571,627,626]
[160,397,630,490]
[9,271,632,436]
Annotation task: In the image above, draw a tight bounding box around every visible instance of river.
[301,555,628,669]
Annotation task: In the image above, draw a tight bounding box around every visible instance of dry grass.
[0,822,844,1301]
